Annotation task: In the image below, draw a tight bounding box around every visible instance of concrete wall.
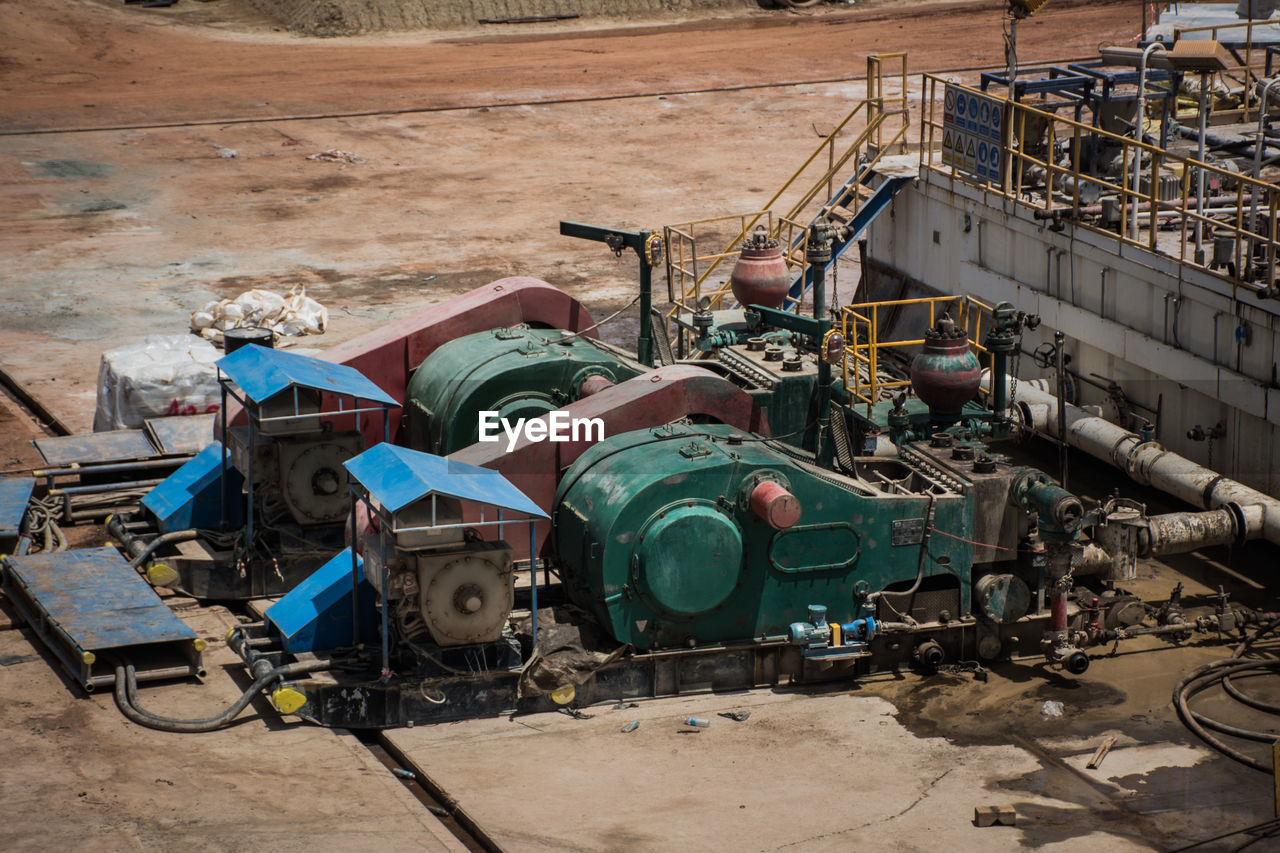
[248,0,762,35]
[864,170,1280,498]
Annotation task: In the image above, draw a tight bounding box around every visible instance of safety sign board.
[941,84,1008,186]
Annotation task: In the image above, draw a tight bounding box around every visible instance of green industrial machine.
[403,326,645,455]
[553,421,974,650]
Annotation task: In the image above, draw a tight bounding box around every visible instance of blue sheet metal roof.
[217,346,397,407]
[344,444,548,519]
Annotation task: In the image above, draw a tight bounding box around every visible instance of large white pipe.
[981,371,1280,546]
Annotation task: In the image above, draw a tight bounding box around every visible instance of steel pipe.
[982,371,1280,546]
[1131,42,1168,240]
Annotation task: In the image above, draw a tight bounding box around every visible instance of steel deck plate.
[33,430,158,467]
[0,477,34,538]
[1,547,201,690]
[145,413,216,455]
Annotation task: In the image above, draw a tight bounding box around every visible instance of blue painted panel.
[0,477,34,538]
[3,547,196,650]
[217,346,396,407]
[344,443,547,518]
[265,547,376,653]
[141,442,243,532]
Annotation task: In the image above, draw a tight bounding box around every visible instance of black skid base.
[229,607,1066,729]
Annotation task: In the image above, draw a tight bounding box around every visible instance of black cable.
[1169,816,1280,852]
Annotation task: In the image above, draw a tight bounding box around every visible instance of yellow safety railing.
[840,294,994,408]
[664,53,911,324]
[919,74,1280,297]
[1170,20,1269,119]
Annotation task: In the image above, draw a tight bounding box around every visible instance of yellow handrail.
[840,294,993,408]
[919,73,1276,297]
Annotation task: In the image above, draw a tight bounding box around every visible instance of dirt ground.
[0,0,1139,432]
[10,2,1273,851]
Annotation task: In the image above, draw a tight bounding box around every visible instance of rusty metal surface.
[143,413,216,456]
[450,364,770,556]
[215,277,601,449]
[319,277,599,447]
[1,547,200,689]
[33,429,157,467]
[0,477,34,538]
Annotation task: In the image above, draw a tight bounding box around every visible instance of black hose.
[1172,618,1280,772]
[112,659,333,733]
[127,529,199,569]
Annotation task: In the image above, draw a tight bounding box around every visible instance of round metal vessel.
[729,227,789,310]
[910,317,981,417]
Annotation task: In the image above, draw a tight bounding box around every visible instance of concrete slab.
[0,602,465,853]
[384,621,1273,853]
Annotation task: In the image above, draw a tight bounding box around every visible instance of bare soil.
[0,0,1139,432]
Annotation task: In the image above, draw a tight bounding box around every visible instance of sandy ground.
[0,0,1139,432]
[9,2,1273,852]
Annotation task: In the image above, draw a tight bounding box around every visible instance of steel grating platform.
[0,547,204,691]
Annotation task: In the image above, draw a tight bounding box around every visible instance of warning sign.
[941,83,1008,187]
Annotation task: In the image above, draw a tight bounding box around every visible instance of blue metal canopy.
[217,346,397,407]
[344,444,547,519]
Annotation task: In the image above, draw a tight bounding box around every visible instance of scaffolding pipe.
[981,371,1280,546]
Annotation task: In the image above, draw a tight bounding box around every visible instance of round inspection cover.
[282,442,352,524]
[975,573,1031,624]
[423,555,512,645]
[636,505,743,617]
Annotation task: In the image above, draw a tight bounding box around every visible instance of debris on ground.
[1086,735,1117,769]
[1041,699,1064,718]
[212,145,238,159]
[558,706,593,720]
[93,334,221,431]
[620,721,639,733]
[191,285,328,345]
[974,805,1017,827]
[718,711,750,722]
[307,148,359,164]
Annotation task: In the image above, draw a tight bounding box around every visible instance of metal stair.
[786,171,913,309]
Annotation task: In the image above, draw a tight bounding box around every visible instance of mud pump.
[103,220,1278,730]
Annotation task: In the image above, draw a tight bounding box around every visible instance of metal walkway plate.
[145,413,216,456]
[0,476,34,539]
[1,547,203,691]
[33,429,158,467]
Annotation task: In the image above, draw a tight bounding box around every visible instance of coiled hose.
[112,658,334,733]
[1173,617,1280,773]
[17,495,67,555]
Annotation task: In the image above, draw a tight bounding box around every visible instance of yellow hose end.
[550,684,576,706]
[193,638,208,652]
[81,651,96,665]
[225,627,236,643]
[272,686,307,715]
[146,562,180,589]
[104,513,114,528]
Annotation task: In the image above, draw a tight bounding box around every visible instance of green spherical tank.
[553,422,975,650]
[404,326,644,454]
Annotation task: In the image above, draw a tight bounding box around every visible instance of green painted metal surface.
[404,326,644,454]
[554,422,973,649]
